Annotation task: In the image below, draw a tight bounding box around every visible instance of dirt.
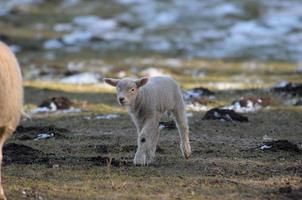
[3,142,132,167]
[3,143,49,165]
[1,83,301,199]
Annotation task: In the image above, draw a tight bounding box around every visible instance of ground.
[2,60,302,200]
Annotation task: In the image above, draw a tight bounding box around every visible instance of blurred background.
[0,0,302,84]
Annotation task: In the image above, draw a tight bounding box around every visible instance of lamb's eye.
[131,88,135,92]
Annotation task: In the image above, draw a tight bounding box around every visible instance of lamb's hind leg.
[172,105,191,159]
[0,127,9,200]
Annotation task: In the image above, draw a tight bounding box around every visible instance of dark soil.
[89,144,164,154]
[3,143,49,165]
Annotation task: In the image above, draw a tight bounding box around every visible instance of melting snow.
[186,103,209,112]
[260,144,272,150]
[85,114,119,120]
[34,132,55,140]
[43,39,63,49]
[31,107,81,114]
[60,72,101,84]
[140,68,167,77]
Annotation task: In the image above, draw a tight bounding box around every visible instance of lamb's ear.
[103,78,119,87]
[135,77,148,88]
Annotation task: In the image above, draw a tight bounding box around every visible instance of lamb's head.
[104,77,148,106]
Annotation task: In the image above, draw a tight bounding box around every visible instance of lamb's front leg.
[134,117,159,165]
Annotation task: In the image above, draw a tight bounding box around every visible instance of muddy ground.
[2,76,301,200]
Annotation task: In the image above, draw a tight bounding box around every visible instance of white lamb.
[104,76,191,165]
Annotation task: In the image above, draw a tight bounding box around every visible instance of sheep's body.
[129,77,180,118]
[0,41,23,199]
[104,76,191,165]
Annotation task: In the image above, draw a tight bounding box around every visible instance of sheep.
[104,76,191,165]
[0,41,23,200]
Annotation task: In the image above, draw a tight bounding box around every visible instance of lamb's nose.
[119,97,125,103]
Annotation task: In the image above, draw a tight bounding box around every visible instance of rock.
[273,82,302,96]
[261,140,301,153]
[225,96,273,113]
[38,96,73,110]
[32,96,82,114]
[203,108,248,122]
[183,87,215,101]
[295,99,302,106]
[233,96,272,107]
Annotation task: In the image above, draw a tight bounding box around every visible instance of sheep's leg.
[0,127,9,200]
[130,114,143,134]
[172,105,191,159]
[134,116,159,165]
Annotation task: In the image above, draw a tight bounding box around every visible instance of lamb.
[104,76,191,165]
[0,42,23,200]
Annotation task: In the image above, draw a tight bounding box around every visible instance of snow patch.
[60,72,101,84]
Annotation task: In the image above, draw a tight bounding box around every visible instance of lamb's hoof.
[184,151,191,159]
[181,143,191,159]
[133,152,153,166]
